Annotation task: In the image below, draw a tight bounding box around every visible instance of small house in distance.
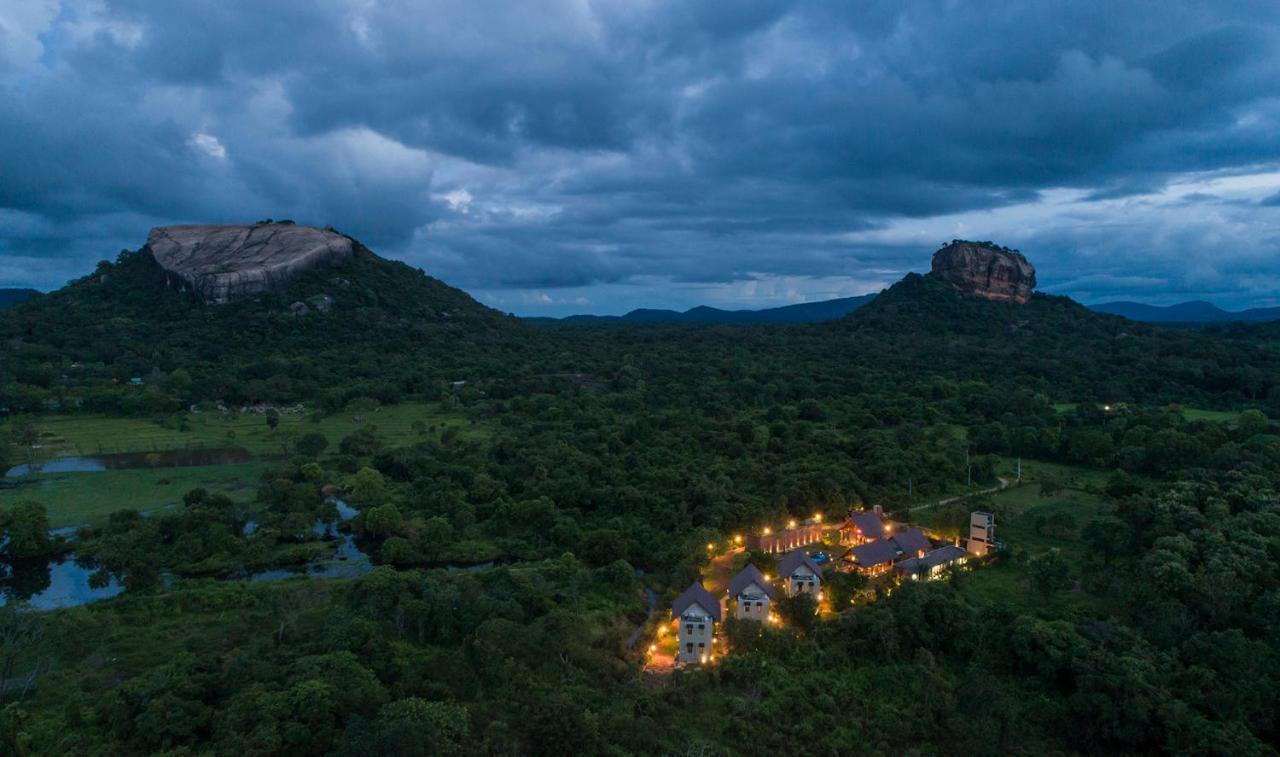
[896,544,968,580]
[968,511,996,555]
[672,582,723,664]
[745,516,826,554]
[728,564,777,621]
[776,549,824,597]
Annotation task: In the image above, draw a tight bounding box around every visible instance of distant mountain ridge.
[527,294,878,325]
[1091,300,1280,324]
[530,292,1280,326]
[0,288,41,310]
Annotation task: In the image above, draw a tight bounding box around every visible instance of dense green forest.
[2,248,1279,755]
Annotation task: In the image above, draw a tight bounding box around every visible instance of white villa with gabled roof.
[671,582,723,664]
[776,548,824,598]
[727,563,777,621]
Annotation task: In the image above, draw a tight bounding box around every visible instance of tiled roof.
[777,548,825,579]
[671,581,722,621]
[848,538,900,567]
[846,510,885,540]
[897,544,968,574]
[728,564,777,599]
[891,528,931,557]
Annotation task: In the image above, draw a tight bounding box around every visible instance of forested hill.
[0,238,523,413]
[830,272,1280,406]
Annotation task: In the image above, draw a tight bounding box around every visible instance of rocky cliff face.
[146,223,355,304]
[929,241,1036,304]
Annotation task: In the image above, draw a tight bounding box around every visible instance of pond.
[5,447,255,477]
[241,498,373,583]
[1,498,371,610]
[0,554,124,610]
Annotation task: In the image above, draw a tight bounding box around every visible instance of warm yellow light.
[884,523,893,533]
[706,543,714,550]
[700,654,707,664]
[788,519,797,529]
[814,513,822,522]
[649,644,657,653]
[657,626,666,637]
[763,527,772,535]
[817,592,825,600]
[734,535,743,545]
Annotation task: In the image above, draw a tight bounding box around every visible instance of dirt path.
[907,477,1011,513]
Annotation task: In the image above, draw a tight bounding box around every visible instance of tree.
[0,501,52,559]
[358,698,470,757]
[339,428,382,457]
[1027,548,1071,596]
[365,504,403,537]
[1236,409,1269,439]
[777,593,818,635]
[348,467,388,507]
[265,409,280,430]
[825,570,869,608]
[417,516,453,559]
[295,432,330,458]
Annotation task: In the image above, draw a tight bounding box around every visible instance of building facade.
[671,582,723,664]
[967,511,996,555]
[777,549,824,598]
[728,564,776,621]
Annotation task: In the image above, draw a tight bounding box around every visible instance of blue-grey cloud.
[2,0,1280,314]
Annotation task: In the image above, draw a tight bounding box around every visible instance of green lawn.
[1052,402,1244,424]
[22,402,482,459]
[0,462,270,528]
[911,462,1113,614]
[1180,407,1243,423]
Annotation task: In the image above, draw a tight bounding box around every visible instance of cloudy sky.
[3,1,1280,315]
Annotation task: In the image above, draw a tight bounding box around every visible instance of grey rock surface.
[147,223,354,304]
[930,241,1036,304]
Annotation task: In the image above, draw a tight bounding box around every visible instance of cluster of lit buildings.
[667,507,997,665]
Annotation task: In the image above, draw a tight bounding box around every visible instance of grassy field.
[19,402,482,459]
[919,469,1113,613]
[0,462,271,528]
[1052,402,1245,423]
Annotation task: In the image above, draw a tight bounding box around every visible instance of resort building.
[967,511,996,555]
[845,528,932,575]
[671,582,722,664]
[744,516,826,554]
[896,544,968,580]
[727,564,777,621]
[776,548,824,597]
[839,507,887,545]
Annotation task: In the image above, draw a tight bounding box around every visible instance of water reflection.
[245,498,373,582]
[0,554,124,610]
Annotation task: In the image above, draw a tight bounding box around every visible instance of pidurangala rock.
[146,223,354,304]
[930,240,1036,304]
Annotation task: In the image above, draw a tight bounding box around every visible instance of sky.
[3,1,1280,316]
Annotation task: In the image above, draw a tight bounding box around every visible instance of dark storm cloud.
[2,0,1280,311]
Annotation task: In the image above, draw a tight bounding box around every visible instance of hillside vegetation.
[1,247,1279,755]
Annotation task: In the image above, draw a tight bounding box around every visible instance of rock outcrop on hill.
[146,223,355,304]
[929,241,1036,304]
